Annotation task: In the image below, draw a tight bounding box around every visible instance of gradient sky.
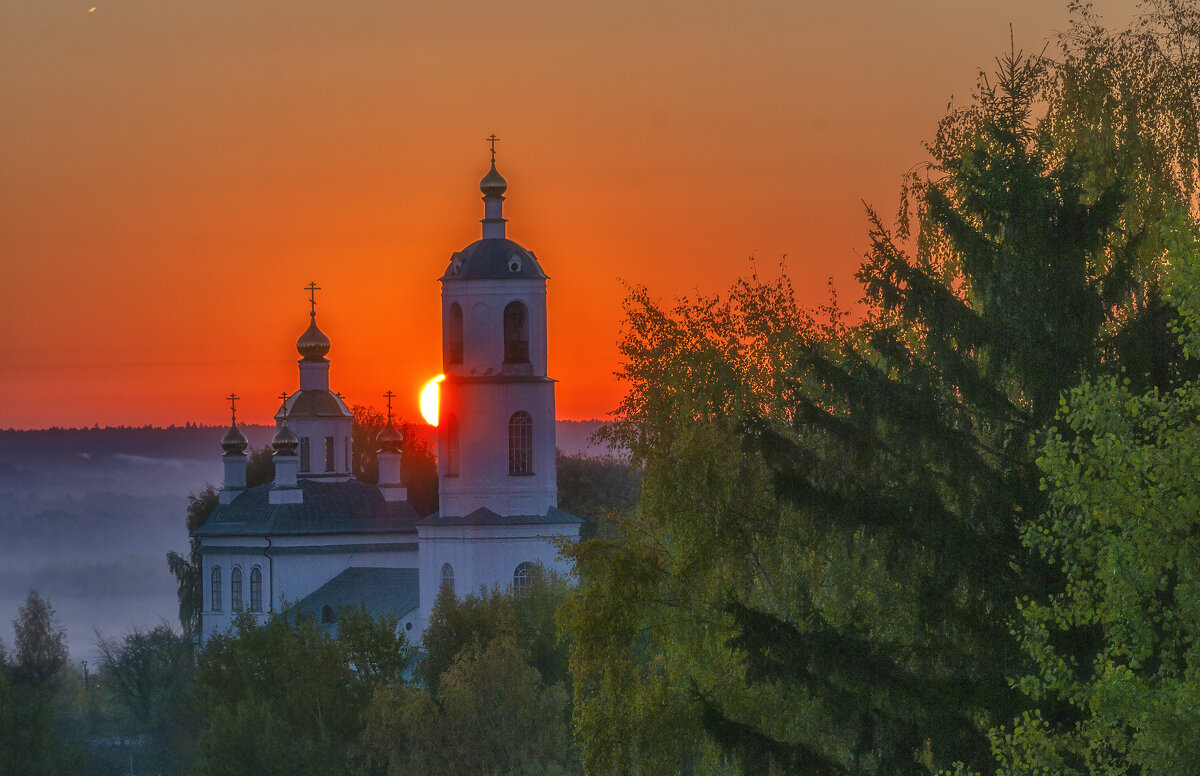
[2,0,1139,429]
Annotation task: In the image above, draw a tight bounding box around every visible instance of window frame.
[230,566,243,612]
[441,562,455,595]
[250,566,263,612]
[211,566,222,612]
[446,302,464,365]
[503,301,530,364]
[325,436,335,472]
[508,411,533,475]
[513,562,532,598]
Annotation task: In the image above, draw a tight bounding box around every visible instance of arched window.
[503,301,530,363]
[230,567,243,612]
[300,437,310,473]
[509,411,533,475]
[444,413,460,477]
[441,563,455,595]
[210,567,222,611]
[513,562,532,598]
[321,604,335,624]
[446,303,463,365]
[250,566,263,612]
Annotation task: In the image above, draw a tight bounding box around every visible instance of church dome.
[377,421,404,454]
[480,162,507,198]
[221,422,248,455]
[441,238,547,281]
[272,422,300,456]
[297,314,331,361]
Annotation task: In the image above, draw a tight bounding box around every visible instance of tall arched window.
[509,411,533,475]
[250,566,263,612]
[444,413,460,477]
[513,562,532,598]
[503,301,530,363]
[441,562,455,595]
[230,567,243,612]
[446,303,463,365]
[321,604,335,624]
[210,567,222,612]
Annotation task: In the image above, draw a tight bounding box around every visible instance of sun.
[420,375,445,425]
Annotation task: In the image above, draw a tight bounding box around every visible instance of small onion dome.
[221,422,248,455]
[296,313,331,361]
[377,421,404,454]
[480,162,507,199]
[271,422,300,456]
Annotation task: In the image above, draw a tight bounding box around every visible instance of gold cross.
[226,392,239,423]
[305,282,321,315]
[486,134,499,163]
[383,390,396,423]
[277,392,290,419]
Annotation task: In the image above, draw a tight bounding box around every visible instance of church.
[193,152,582,641]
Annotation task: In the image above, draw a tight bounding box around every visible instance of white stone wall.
[414,521,578,634]
[438,379,557,518]
[442,278,550,377]
[197,534,419,641]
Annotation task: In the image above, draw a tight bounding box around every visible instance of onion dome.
[297,313,331,361]
[377,421,404,454]
[480,161,507,199]
[221,422,248,455]
[271,422,300,456]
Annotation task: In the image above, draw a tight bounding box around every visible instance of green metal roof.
[288,567,419,632]
[195,479,420,537]
[418,505,582,527]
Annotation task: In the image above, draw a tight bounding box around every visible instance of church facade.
[193,155,581,641]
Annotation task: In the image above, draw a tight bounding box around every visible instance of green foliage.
[419,565,572,696]
[192,609,413,776]
[12,591,68,686]
[355,571,577,776]
[246,444,275,486]
[992,235,1200,774]
[556,450,642,540]
[168,484,219,637]
[565,17,1199,772]
[95,624,196,772]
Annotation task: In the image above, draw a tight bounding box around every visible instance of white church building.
[193,153,581,640]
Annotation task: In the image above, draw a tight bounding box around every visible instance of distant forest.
[0,419,609,465]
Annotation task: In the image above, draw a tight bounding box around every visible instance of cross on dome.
[383,390,397,423]
[486,134,499,163]
[277,392,290,418]
[305,282,321,315]
[226,392,239,423]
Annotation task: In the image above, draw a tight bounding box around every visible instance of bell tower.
[435,144,557,518]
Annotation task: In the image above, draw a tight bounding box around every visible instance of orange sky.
[1,0,1138,429]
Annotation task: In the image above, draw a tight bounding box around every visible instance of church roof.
[195,479,420,537]
[288,567,420,631]
[440,238,547,281]
[277,389,352,420]
[417,505,583,527]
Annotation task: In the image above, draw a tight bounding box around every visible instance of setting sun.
[420,375,445,426]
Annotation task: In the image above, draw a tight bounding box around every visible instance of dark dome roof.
[297,314,331,361]
[272,422,300,455]
[221,422,249,455]
[441,238,547,281]
[480,162,507,198]
[277,390,353,420]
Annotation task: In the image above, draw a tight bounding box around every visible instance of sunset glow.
[420,375,444,426]
[0,1,1140,429]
